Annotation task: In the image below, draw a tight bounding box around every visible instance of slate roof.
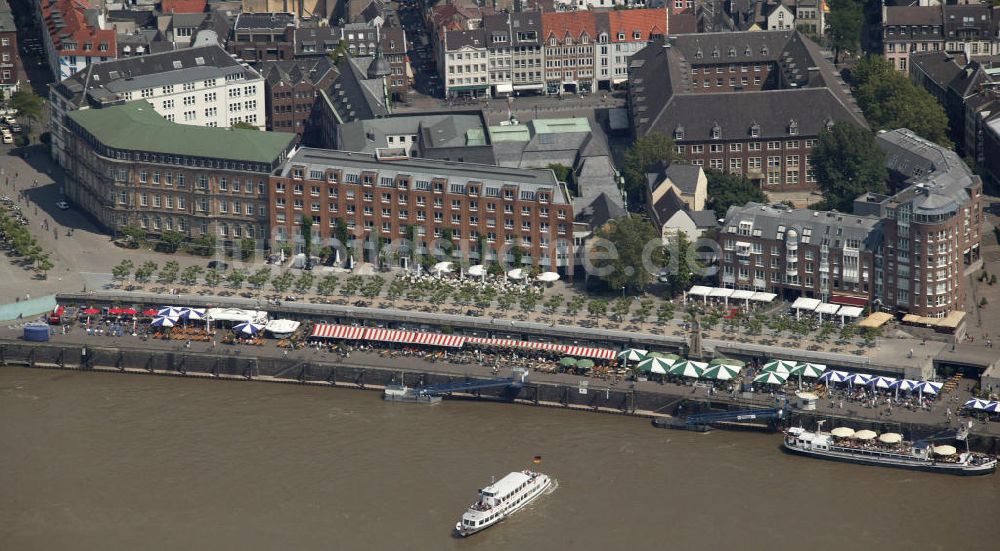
[233,12,294,31]
[884,6,942,27]
[320,55,389,123]
[573,192,627,229]
[67,100,295,164]
[335,113,488,153]
[943,5,992,40]
[663,163,702,195]
[722,202,882,250]
[877,129,978,217]
[630,31,867,140]
[52,44,260,107]
[259,57,337,88]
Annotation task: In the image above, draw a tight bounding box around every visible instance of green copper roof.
[68,101,295,164]
[529,118,591,134]
[488,124,531,142]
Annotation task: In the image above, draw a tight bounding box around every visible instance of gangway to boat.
[416,368,528,396]
[684,407,783,426]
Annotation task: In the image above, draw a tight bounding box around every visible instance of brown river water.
[1,367,997,551]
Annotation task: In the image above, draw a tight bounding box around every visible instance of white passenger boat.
[784,422,996,476]
[455,470,552,537]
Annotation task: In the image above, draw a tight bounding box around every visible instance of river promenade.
[3,321,998,448]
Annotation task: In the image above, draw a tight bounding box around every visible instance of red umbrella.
[121,308,138,315]
[108,308,123,315]
[82,307,100,315]
[142,308,158,316]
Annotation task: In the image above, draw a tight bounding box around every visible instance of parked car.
[56,200,70,210]
[207,260,229,270]
[1,133,12,144]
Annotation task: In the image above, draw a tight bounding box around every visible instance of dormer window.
[825,118,835,132]
[695,48,703,59]
[550,37,557,46]
[728,47,736,57]
[618,32,625,41]
[761,46,769,56]
[712,47,720,58]
[566,36,573,45]
[633,31,641,40]
[711,123,722,140]
[788,119,799,136]
[582,34,589,44]
[750,123,760,138]
[745,46,751,56]
[599,33,608,43]
[674,125,685,140]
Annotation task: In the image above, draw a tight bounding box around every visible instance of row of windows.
[678,140,815,153]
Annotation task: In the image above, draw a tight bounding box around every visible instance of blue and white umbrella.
[888,379,919,391]
[150,316,176,328]
[985,401,1000,413]
[868,376,897,389]
[964,398,992,411]
[912,381,942,397]
[818,370,850,384]
[232,321,263,336]
[157,307,182,318]
[180,307,206,321]
[846,373,872,386]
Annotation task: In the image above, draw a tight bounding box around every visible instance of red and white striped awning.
[563,346,617,360]
[410,332,466,348]
[311,324,366,339]
[364,328,417,343]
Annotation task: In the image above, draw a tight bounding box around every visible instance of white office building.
[48,44,266,167]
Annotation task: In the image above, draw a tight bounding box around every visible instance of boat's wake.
[545,478,559,495]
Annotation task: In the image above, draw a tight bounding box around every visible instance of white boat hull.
[455,474,551,537]
[783,440,997,475]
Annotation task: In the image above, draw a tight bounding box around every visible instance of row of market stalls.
[687,286,777,307]
[790,297,865,324]
[310,324,618,360]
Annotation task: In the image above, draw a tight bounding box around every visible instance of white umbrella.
[157,307,182,318]
[507,268,525,280]
[933,445,957,456]
[846,373,872,387]
[432,261,454,275]
[233,322,263,336]
[636,356,674,375]
[467,264,486,277]
[868,376,897,389]
[819,370,850,384]
[180,307,206,321]
[830,427,855,438]
[536,271,560,282]
[753,371,788,385]
[763,359,797,374]
[150,316,176,327]
[913,381,941,397]
[853,429,877,441]
[878,433,903,444]
[964,398,992,410]
[618,348,648,363]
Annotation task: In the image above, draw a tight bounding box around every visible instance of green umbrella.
[753,371,789,385]
[618,348,648,362]
[796,362,827,378]
[762,359,798,374]
[560,357,578,368]
[637,356,674,374]
[710,358,745,368]
[702,364,741,381]
[576,359,595,371]
[664,353,682,361]
[642,351,666,359]
[668,360,708,378]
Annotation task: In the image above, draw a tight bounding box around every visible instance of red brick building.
[258,57,338,138]
[0,0,20,94]
[269,148,574,272]
[628,30,868,191]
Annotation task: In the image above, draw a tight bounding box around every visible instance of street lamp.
[621,285,626,299]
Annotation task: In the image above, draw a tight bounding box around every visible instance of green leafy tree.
[271,271,295,294]
[247,267,271,289]
[826,0,862,63]
[134,261,157,283]
[36,255,54,279]
[656,302,675,324]
[239,237,257,260]
[204,268,222,288]
[566,295,586,316]
[294,272,315,293]
[850,56,952,147]
[121,225,147,245]
[317,275,338,296]
[839,324,857,342]
[112,260,134,283]
[544,294,564,313]
[519,291,539,313]
[547,163,578,196]
[665,230,696,297]
[232,121,258,130]
[10,88,43,133]
[226,269,247,289]
[587,299,608,318]
[158,261,180,284]
[192,234,217,256]
[622,132,678,204]
[161,230,185,253]
[497,292,516,311]
[180,265,203,286]
[705,170,767,218]
[300,215,314,265]
[362,275,385,299]
[811,122,888,211]
[612,298,631,320]
[591,215,663,295]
